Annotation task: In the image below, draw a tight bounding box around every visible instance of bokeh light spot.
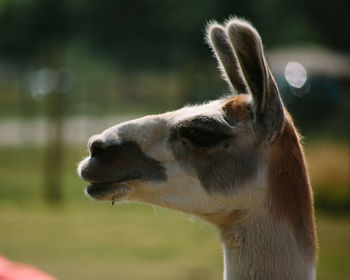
[284,61,307,88]
[30,68,60,100]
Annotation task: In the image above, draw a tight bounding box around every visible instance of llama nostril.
[90,140,108,157]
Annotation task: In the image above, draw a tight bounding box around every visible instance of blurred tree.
[300,0,349,51]
[0,0,348,67]
[0,0,70,62]
[0,0,348,140]
[0,0,68,204]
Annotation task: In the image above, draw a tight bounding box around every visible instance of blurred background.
[0,0,349,279]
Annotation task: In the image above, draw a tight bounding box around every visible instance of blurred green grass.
[0,144,349,280]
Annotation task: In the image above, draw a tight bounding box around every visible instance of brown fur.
[267,114,317,260]
[79,18,317,279]
[202,209,248,248]
[222,95,250,123]
[224,96,316,260]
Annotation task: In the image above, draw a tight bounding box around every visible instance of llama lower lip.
[86,181,130,200]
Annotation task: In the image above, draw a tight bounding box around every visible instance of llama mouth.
[83,170,142,200]
[86,181,131,201]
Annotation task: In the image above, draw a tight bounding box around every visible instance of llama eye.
[178,126,230,148]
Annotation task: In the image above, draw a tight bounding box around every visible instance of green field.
[0,145,349,280]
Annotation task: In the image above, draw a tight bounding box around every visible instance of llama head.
[78,18,286,224]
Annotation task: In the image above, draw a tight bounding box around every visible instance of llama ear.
[226,19,285,142]
[206,23,248,94]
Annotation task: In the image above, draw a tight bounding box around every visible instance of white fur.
[79,96,315,279]
[78,18,316,280]
[223,216,315,280]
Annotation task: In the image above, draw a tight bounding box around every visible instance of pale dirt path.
[0,115,140,146]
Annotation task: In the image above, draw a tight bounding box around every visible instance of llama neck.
[221,214,315,280]
[221,120,316,280]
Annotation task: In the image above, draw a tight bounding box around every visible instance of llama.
[78,18,317,280]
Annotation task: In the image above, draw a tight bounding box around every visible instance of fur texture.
[78,18,317,280]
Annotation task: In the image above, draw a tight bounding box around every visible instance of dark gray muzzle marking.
[81,141,167,184]
[194,146,258,193]
[169,116,258,194]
